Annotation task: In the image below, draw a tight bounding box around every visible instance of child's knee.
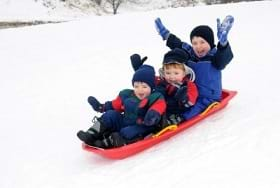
[120,126,139,140]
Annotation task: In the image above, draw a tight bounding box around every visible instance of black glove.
[144,110,161,126]
[167,114,184,125]
[130,54,148,71]
[87,96,104,113]
[174,86,189,107]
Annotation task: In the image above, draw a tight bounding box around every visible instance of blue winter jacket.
[166,34,233,119]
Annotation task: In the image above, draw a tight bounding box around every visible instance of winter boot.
[90,139,112,149]
[110,132,127,148]
[90,132,127,149]
[77,116,107,145]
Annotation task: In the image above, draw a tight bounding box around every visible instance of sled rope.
[152,125,178,138]
[200,102,220,116]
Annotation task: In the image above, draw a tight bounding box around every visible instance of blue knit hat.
[132,65,155,90]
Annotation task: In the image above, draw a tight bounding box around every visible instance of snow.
[1,1,280,188]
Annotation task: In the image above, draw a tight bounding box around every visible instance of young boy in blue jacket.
[154,15,234,120]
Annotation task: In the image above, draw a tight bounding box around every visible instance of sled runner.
[82,89,237,159]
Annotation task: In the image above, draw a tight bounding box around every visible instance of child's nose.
[170,76,175,80]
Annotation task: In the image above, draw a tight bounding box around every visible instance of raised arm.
[212,15,234,70]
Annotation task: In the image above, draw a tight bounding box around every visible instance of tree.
[92,0,102,5]
[105,0,123,14]
[170,0,199,8]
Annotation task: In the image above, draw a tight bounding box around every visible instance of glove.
[88,96,104,113]
[167,114,184,125]
[130,54,148,71]
[155,18,170,40]
[174,86,190,107]
[217,15,234,46]
[144,110,161,126]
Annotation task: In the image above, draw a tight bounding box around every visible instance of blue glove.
[174,86,190,107]
[144,110,161,126]
[217,15,234,46]
[88,96,104,113]
[130,54,148,71]
[155,18,170,40]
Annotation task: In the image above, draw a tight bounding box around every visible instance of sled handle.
[200,102,220,116]
[152,125,178,138]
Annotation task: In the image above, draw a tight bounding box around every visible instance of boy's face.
[163,66,186,85]
[191,36,211,58]
[133,82,152,100]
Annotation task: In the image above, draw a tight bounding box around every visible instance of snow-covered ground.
[0,0,96,21]
[0,0,196,21]
[1,1,280,188]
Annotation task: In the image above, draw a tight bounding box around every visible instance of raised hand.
[155,18,170,40]
[217,15,234,46]
[88,96,104,113]
[130,54,148,71]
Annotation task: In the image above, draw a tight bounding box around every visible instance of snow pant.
[182,97,216,120]
[101,110,156,140]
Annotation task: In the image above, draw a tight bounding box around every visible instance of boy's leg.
[101,110,124,131]
[182,97,215,120]
[93,126,151,148]
[77,110,123,145]
[77,116,107,145]
[120,125,155,140]
[83,110,126,148]
[93,132,127,148]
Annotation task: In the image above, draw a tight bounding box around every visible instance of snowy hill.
[0,0,260,21]
[0,0,169,20]
[1,0,280,188]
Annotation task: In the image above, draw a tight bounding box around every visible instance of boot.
[77,130,97,145]
[110,132,127,147]
[90,139,112,149]
[90,132,127,149]
[77,116,107,145]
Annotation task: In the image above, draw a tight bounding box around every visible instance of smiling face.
[133,82,152,100]
[191,36,211,58]
[163,63,186,85]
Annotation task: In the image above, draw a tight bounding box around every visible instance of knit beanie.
[190,25,215,49]
[163,48,189,64]
[132,65,155,90]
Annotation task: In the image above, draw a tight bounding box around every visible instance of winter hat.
[163,48,189,64]
[190,25,215,49]
[132,64,155,90]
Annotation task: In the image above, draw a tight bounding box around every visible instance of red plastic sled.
[82,89,237,159]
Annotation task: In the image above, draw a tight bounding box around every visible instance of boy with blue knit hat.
[154,15,234,120]
[77,64,166,148]
[131,48,198,125]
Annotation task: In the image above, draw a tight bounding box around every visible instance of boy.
[77,65,166,148]
[154,15,234,119]
[131,48,198,125]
